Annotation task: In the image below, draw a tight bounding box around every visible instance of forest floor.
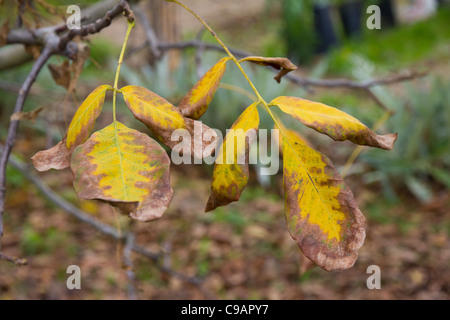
[1,154,449,299]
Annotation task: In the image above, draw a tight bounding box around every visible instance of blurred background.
[0,0,449,299]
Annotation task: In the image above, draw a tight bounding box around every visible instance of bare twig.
[125,39,250,60]
[58,0,135,52]
[123,233,137,300]
[1,0,140,71]
[134,9,161,60]
[365,88,393,113]
[194,29,206,79]
[0,252,28,266]
[289,70,428,91]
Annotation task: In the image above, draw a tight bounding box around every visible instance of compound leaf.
[178,57,231,120]
[282,129,366,271]
[271,96,397,150]
[32,85,110,171]
[205,101,259,212]
[71,121,173,222]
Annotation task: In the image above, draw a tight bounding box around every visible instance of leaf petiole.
[112,20,135,122]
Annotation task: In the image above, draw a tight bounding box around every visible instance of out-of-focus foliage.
[265,0,317,64]
[361,78,450,203]
[326,8,450,75]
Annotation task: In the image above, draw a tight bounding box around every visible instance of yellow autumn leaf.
[71,121,173,222]
[206,101,260,212]
[271,96,397,150]
[282,129,365,271]
[121,85,185,133]
[178,57,231,120]
[32,85,111,171]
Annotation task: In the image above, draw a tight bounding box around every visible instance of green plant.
[279,0,317,64]
[30,0,398,272]
[361,78,450,203]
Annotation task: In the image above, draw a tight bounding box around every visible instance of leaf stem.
[113,20,135,122]
[341,110,392,178]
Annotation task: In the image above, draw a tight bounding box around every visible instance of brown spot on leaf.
[240,56,298,83]
[282,131,366,271]
[31,137,71,171]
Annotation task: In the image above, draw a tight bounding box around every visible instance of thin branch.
[58,0,135,52]
[125,39,250,60]
[365,87,393,112]
[194,29,206,79]
[1,0,140,71]
[0,252,28,266]
[123,233,137,300]
[134,9,161,59]
[0,45,54,240]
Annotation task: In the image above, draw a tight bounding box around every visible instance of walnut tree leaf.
[205,101,260,212]
[70,121,173,222]
[121,85,217,159]
[282,129,366,271]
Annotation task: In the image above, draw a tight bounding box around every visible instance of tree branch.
[134,9,161,59]
[58,0,135,52]
[0,0,139,71]
[123,233,137,300]
[287,70,428,91]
